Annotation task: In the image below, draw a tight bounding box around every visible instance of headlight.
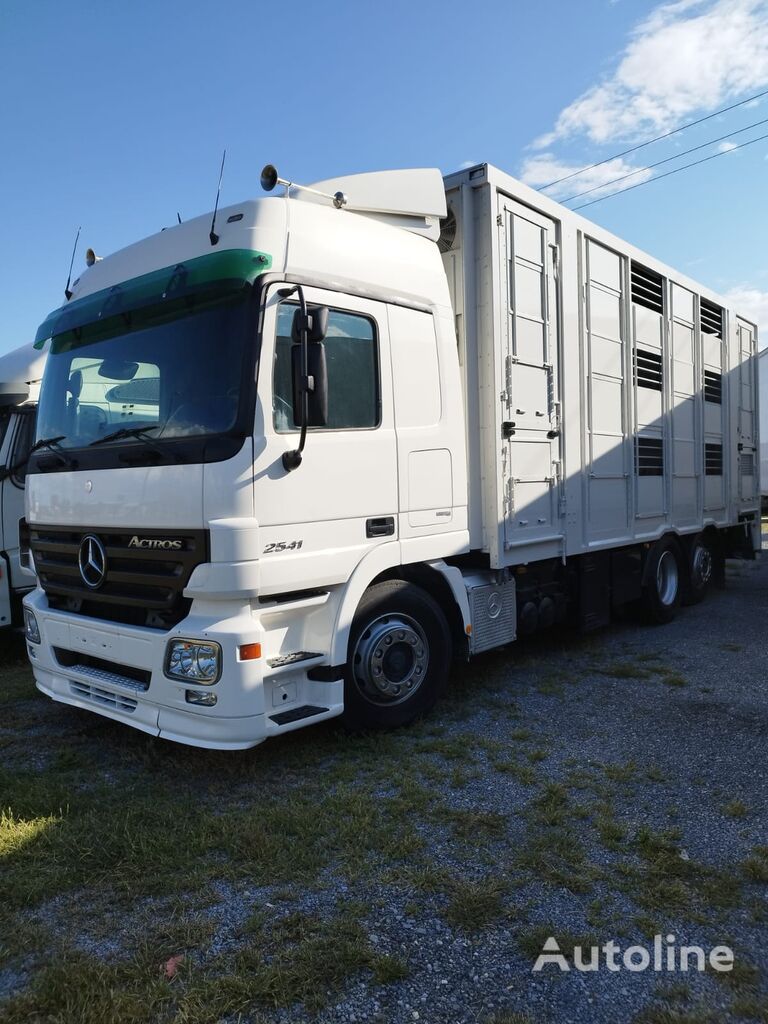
[164,639,222,684]
[24,608,40,644]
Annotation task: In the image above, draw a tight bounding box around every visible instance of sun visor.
[307,168,447,241]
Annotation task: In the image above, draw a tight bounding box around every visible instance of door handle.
[366,516,395,538]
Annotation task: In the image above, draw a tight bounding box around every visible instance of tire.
[342,580,452,731]
[684,533,714,605]
[640,537,683,624]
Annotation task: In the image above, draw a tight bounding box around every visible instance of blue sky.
[1,0,767,355]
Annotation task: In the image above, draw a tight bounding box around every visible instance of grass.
[742,846,768,883]
[443,876,510,931]
[722,799,750,819]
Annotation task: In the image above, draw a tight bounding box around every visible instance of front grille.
[30,525,208,629]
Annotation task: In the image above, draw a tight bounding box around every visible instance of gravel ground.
[1,542,767,1024]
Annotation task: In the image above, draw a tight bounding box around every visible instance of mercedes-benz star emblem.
[78,535,107,589]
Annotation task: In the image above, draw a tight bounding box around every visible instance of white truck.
[760,348,767,511]
[0,343,45,630]
[22,162,760,749]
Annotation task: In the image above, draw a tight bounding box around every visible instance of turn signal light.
[239,642,262,661]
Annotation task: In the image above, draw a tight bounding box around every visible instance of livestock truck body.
[22,162,760,748]
[0,343,44,629]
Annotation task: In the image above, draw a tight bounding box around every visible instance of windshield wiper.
[28,435,77,468]
[90,425,161,447]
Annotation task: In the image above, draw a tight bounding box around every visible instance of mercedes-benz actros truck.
[22,162,760,748]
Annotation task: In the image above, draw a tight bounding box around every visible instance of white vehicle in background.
[0,343,45,630]
[22,162,760,748]
[760,348,767,512]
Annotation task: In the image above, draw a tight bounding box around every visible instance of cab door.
[254,283,398,594]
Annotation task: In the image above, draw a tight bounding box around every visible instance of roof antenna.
[177,212,182,224]
[64,226,81,300]
[209,149,226,246]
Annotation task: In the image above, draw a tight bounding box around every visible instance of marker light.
[165,639,222,684]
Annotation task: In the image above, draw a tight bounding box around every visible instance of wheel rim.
[352,613,429,706]
[692,543,713,588]
[656,550,679,606]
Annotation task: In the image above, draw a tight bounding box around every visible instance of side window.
[273,304,379,431]
[10,411,36,487]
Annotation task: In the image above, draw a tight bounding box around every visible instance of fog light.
[165,639,222,683]
[24,608,40,644]
[186,689,218,707]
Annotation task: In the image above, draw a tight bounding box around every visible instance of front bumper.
[23,588,343,750]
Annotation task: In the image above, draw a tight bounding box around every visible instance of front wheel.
[343,580,452,731]
[640,538,682,624]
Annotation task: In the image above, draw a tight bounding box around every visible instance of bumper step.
[266,651,324,669]
[269,704,329,726]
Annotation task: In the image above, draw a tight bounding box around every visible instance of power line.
[536,86,768,191]
[572,129,768,210]
[560,115,768,204]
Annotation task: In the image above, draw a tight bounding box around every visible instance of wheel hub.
[692,543,713,587]
[656,550,679,606]
[352,614,429,706]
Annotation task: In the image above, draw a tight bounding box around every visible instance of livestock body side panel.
[442,164,760,570]
[583,239,629,544]
[497,196,563,558]
[735,318,758,506]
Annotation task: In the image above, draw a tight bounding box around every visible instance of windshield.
[36,293,254,452]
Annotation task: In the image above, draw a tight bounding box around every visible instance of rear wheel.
[640,538,682,624]
[343,580,451,731]
[685,534,714,605]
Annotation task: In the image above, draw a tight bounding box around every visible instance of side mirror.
[291,342,328,427]
[291,305,328,344]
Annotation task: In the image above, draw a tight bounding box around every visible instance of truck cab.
[0,343,45,629]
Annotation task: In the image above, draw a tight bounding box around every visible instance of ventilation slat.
[705,443,723,476]
[634,348,663,391]
[700,298,723,338]
[631,263,664,314]
[704,370,722,404]
[636,436,664,476]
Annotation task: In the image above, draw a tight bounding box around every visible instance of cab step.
[269,704,329,726]
[266,651,325,669]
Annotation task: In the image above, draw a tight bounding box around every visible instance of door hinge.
[496,213,503,227]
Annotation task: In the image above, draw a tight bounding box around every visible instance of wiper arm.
[90,425,161,447]
[28,435,77,468]
[29,435,67,455]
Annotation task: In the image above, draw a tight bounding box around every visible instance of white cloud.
[520,154,653,201]
[717,140,739,151]
[534,0,768,147]
[722,285,768,330]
